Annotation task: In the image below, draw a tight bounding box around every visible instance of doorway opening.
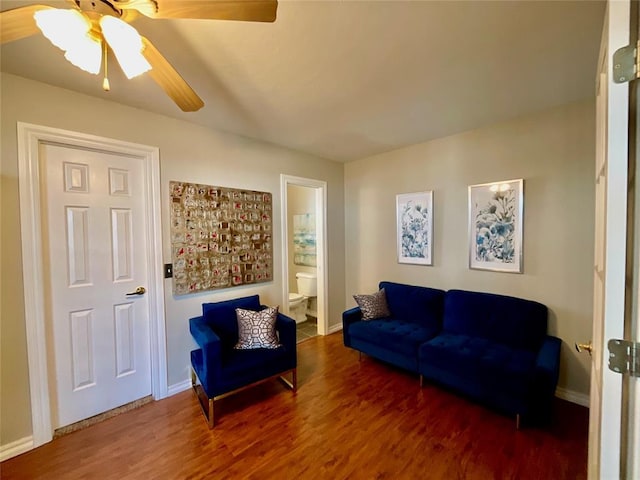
[280,175,328,340]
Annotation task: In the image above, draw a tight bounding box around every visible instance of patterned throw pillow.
[353,288,391,320]
[234,306,281,350]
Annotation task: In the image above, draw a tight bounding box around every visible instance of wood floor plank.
[1,333,588,479]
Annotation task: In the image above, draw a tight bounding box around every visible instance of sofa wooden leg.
[208,398,215,429]
[419,375,424,388]
[516,413,521,430]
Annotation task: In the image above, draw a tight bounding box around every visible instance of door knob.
[575,341,593,355]
[126,286,146,296]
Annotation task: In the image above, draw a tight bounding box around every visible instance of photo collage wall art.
[170,181,273,295]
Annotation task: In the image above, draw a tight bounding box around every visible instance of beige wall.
[0,73,345,445]
[287,185,317,291]
[0,71,595,447]
[344,99,595,398]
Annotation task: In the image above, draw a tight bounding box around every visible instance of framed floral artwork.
[468,179,523,273]
[396,191,433,265]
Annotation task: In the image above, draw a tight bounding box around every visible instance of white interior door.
[41,143,152,428]
[589,1,630,478]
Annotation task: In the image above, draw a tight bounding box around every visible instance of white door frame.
[17,122,167,448]
[589,1,635,478]
[280,175,328,335]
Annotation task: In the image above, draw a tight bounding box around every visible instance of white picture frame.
[468,178,523,273]
[396,191,433,266]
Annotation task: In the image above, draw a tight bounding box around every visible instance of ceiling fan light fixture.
[63,35,102,74]
[100,16,151,79]
[34,9,89,50]
[34,8,101,74]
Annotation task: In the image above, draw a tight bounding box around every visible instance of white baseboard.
[327,323,343,334]
[555,386,589,407]
[167,379,191,397]
[0,436,33,462]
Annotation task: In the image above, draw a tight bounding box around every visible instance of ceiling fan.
[0,0,278,112]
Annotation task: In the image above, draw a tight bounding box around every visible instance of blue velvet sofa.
[343,281,445,373]
[190,295,297,427]
[343,282,561,426]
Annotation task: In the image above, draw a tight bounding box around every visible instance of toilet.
[289,272,317,323]
[288,292,307,323]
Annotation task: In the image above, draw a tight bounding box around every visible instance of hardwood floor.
[1,333,588,479]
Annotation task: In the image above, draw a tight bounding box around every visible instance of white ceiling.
[1,0,606,162]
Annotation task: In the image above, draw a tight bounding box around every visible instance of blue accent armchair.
[189,295,297,428]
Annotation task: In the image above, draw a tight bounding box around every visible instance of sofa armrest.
[343,307,363,347]
[189,316,222,386]
[343,306,362,325]
[276,312,297,354]
[190,316,221,349]
[533,335,561,419]
[535,335,561,382]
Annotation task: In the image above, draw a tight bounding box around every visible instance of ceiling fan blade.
[118,0,277,22]
[0,5,54,44]
[141,36,204,112]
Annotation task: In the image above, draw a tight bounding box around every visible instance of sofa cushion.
[234,306,281,350]
[203,295,262,346]
[442,290,547,351]
[379,281,445,328]
[353,288,391,320]
[419,333,536,397]
[222,346,289,376]
[349,319,439,354]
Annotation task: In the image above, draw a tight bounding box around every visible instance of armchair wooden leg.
[191,366,216,429]
[279,368,297,392]
[516,413,521,430]
[419,374,424,388]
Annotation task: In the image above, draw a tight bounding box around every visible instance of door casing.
[280,175,328,335]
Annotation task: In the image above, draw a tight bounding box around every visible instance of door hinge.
[608,339,640,377]
[613,42,640,83]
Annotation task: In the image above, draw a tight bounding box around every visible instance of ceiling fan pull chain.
[102,41,110,92]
